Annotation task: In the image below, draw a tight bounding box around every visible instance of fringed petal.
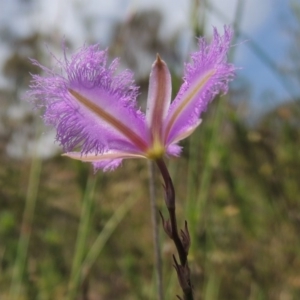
[28,45,148,155]
[164,26,235,145]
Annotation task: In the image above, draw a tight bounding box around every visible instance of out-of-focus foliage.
[0,2,300,300]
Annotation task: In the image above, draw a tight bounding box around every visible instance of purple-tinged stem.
[156,158,193,300]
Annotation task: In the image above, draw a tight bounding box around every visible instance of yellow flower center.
[146,139,165,160]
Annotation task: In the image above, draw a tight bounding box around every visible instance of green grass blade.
[9,142,42,299]
[67,175,97,300]
[204,271,221,300]
[78,194,138,287]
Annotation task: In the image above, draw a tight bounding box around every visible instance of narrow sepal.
[63,150,146,171]
[146,54,172,143]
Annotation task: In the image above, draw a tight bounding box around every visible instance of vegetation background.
[0,0,300,299]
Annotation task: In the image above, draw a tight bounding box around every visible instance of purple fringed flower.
[28,26,235,172]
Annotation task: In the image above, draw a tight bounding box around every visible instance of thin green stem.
[148,161,164,300]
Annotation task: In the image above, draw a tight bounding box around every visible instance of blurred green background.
[1,0,300,299]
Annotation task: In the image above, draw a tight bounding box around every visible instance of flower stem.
[156,158,194,300]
